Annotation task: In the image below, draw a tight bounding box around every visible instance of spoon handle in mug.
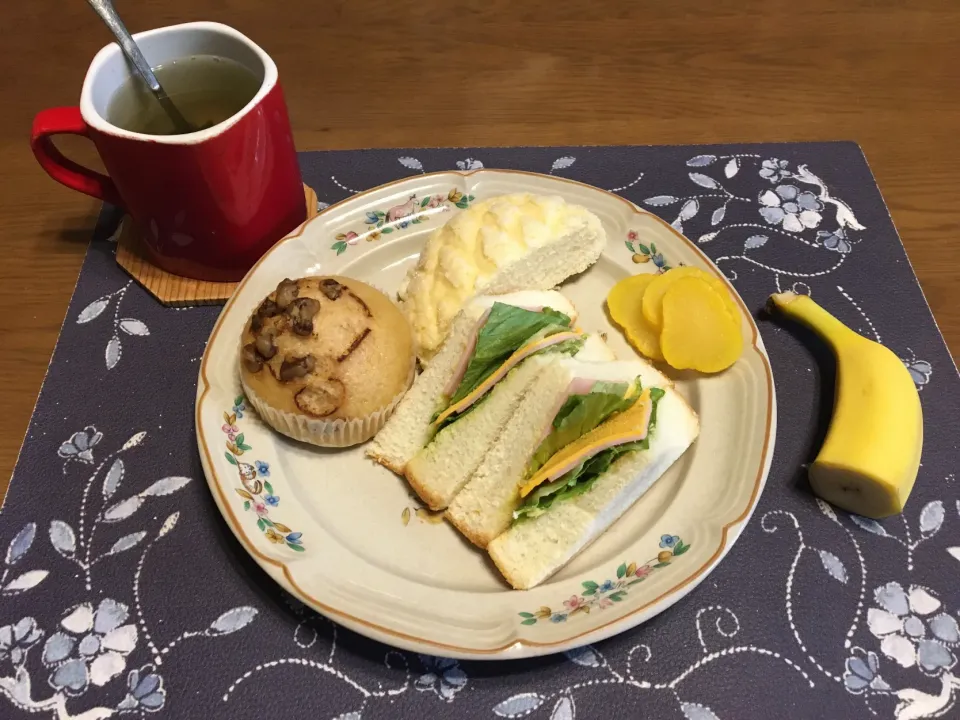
[84,0,194,133]
[85,0,161,92]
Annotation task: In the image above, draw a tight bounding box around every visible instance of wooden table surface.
[1,1,958,495]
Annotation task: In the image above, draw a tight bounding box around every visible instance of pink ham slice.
[442,305,548,397]
[443,309,492,397]
[433,330,582,426]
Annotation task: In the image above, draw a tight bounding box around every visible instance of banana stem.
[768,292,856,351]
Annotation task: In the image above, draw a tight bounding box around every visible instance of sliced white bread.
[406,333,616,511]
[445,359,677,549]
[366,290,577,474]
[488,388,700,590]
[398,194,606,361]
[572,333,617,363]
[406,356,550,510]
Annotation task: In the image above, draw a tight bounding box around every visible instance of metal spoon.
[85,0,196,134]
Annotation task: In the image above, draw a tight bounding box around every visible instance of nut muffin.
[239,275,415,447]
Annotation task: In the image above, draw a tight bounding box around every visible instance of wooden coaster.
[115,183,319,307]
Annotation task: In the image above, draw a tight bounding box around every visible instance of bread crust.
[404,464,448,511]
[365,450,407,476]
[444,509,496,549]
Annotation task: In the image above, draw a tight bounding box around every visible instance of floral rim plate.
[195,169,776,660]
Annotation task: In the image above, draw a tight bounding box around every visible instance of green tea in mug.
[106,54,261,135]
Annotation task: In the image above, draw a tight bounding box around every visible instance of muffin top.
[239,276,414,420]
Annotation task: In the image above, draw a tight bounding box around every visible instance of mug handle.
[31,107,123,206]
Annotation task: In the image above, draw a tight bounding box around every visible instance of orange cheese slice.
[519,390,653,498]
[433,331,583,426]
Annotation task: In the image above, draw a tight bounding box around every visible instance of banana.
[768,291,923,518]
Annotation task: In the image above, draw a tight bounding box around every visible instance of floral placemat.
[2,144,957,720]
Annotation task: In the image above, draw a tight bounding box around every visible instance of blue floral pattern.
[760,158,791,184]
[43,599,138,695]
[901,349,933,390]
[625,230,672,272]
[57,427,102,464]
[758,184,823,233]
[222,398,304,552]
[818,228,852,253]
[0,619,42,666]
[74,281,150,370]
[415,656,467,702]
[843,649,891,694]
[116,665,165,713]
[330,189,476,255]
[0,425,259,718]
[1,147,955,720]
[519,538,691,626]
[866,583,959,675]
[659,534,680,549]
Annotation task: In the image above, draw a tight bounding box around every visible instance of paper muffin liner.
[240,358,415,448]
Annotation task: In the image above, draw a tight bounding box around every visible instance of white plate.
[196,170,775,659]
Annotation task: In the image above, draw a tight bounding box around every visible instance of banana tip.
[766,291,799,315]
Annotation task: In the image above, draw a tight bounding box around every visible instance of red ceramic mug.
[31,22,306,282]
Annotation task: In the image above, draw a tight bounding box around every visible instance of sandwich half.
[488,377,699,589]
[405,333,614,510]
[446,359,699,554]
[367,291,598,488]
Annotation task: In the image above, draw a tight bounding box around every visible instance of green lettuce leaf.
[527,377,643,474]
[514,387,665,522]
[448,303,572,407]
[534,337,584,358]
[434,337,584,433]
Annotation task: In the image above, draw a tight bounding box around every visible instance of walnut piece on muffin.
[239,275,415,447]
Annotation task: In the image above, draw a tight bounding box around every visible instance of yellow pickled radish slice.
[642,266,739,330]
[607,274,657,322]
[660,277,743,372]
[606,274,663,360]
[625,324,664,363]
